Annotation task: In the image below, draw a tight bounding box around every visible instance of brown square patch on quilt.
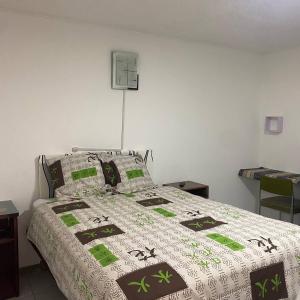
[101,161,121,187]
[75,224,124,245]
[136,198,172,207]
[250,262,288,300]
[116,262,187,300]
[180,216,226,232]
[48,160,65,190]
[52,201,90,214]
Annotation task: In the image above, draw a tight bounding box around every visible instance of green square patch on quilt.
[89,244,118,267]
[100,254,118,267]
[71,167,97,181]
[124,192,135,198]
[207,233,244,251]
[126,169,144,180]
[153,208,176,217]
[60,214,80,227]
[89,244,111,260]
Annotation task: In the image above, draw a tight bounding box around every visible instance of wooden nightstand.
[163,181,209,198]
[0,201,19,299]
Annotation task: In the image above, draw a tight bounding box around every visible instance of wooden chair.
[259,176,300,223]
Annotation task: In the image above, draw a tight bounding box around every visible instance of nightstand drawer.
[0,217,15,242]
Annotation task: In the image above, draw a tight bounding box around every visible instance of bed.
[27,151,300,300]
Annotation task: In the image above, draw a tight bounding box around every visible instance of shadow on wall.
[239,177,260,209]
[19,157,43,267]
[19,210,40,267]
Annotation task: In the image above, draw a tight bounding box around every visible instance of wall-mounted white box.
[265,116,283,134]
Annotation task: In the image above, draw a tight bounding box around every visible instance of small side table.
[0,200,19,299]
[163,181,209,198]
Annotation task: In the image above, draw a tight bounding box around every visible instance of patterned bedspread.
[27,186,300,300]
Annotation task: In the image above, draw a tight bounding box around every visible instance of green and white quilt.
[27,186,300,300]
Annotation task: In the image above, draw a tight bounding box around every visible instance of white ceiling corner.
[1,0,300,53]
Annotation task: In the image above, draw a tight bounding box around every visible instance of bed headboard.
[38,149,153,199]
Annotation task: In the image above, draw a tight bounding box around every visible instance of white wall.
[0,10,262,267]
[259,48,300,172]
[257,47,300,223]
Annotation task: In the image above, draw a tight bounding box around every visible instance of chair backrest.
[260,176,293,197]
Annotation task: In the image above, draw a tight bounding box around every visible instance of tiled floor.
[9,265,66,300]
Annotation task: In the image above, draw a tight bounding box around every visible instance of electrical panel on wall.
[111,51,139,90]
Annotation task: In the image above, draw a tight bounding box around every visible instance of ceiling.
[1,0,300,53]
